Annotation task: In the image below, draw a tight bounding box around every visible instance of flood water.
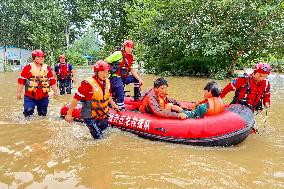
[0,68,283,188]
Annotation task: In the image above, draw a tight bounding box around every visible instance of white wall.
[0,47,32,71]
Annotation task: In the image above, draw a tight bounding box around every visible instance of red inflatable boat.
[60,97,255,146]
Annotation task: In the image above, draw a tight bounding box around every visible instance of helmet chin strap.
[35,60,42,65]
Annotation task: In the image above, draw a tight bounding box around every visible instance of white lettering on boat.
[108,113,151,131]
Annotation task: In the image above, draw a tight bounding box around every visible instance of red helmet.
[32,49,45,58]
[123,40,134,49]
[254,62,272,74]
[94,60,110,72]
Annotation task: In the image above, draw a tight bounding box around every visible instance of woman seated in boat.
[183,81,225,118]
[139,77,187,119]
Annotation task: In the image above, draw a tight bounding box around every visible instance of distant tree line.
[1,0,283,77]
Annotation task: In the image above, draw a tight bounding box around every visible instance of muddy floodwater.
[0,68,283,188]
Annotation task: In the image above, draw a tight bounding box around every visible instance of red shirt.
[220,74,270,108]
[18,63,56,99]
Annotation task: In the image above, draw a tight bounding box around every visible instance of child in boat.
[183,81,225,118]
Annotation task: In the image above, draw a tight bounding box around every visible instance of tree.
[66,27,103,65]
[0,0,94,65]
[126,0,284,77]
[91,0,134,51]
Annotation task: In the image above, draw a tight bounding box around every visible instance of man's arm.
[17,65,30,100]
[220,77,246,98]
[130,68,143,85]
[167,97,180,106]
[220,83,235,98]
[109,98,119,111]
[54,64,58,78]
[50,84,58,99]
[148,96,182,119]
[47,66,58,98]
[65,81,91,122]
[65,98,79,123]
[69,64,76,84]
[17,84,24,100]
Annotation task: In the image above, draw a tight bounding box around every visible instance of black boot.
[88,124,103,139]
[134,87,141,101]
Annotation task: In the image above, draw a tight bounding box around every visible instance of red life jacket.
[116,50,134,77]
[58,63,71,79]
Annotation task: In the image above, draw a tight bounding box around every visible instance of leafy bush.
[66,52,86,66]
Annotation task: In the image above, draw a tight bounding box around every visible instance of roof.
[82,55,95,59]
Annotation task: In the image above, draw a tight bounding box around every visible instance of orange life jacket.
[205,97,225,116]
[81,77,111,120]
[25,62,50,93]
[158,96,166,110]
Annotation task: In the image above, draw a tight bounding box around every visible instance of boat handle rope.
[155,127,166,132]
[254,109,269,136]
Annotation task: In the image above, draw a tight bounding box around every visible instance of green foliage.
[91,0,134,50]
[126,0,284,77]
[211,69,228,80]
[67,28,100,54]
[61,28,103,65]
[66,52,86,66]
[1,0,284,77]
[0,0,93,61]
[268,55,284,73]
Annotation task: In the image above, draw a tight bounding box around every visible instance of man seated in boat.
[183,81,225,118]
[139,77,187,119]
[220,62,271,112]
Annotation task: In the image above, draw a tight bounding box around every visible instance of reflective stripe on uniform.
[230,83,236,90]
[76,91,85,97]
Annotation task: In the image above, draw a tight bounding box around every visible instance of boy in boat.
[65,60,119,139]
[139,77,187,119]
[183,81,225,118]
[220,62,271,112]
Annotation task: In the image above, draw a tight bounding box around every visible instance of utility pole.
[139,32,142,69]
[3,44,7,72]
[65,25,70,50]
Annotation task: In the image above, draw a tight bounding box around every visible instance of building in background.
[82,55,96,65]
[81,31,101,65]
[0,46,32,71]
